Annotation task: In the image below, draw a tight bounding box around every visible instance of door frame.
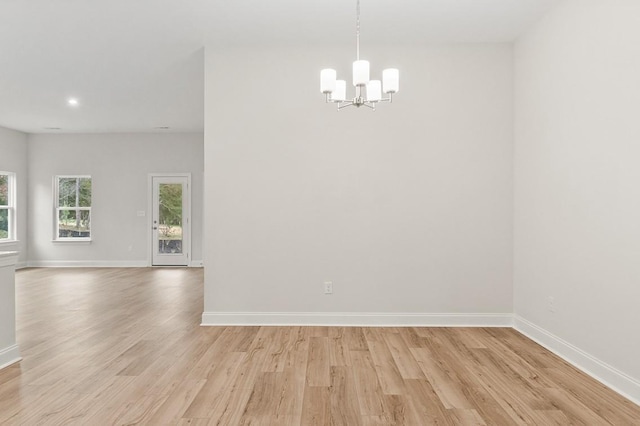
[147,173,192,267]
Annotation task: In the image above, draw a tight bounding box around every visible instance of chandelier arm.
[338,102,356,110]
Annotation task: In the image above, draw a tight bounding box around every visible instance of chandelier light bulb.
[353,60,370,86]
[320,69,337,94]
[383,68,399,94]
[367,80,382,102]
[333,80,347,102]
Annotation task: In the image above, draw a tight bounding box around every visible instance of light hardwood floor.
[0,268,638,425]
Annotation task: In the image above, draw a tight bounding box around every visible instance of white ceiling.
[0,0,560,134]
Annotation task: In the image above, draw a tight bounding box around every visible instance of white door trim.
[147,173,192,267]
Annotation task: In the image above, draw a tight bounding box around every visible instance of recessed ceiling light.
[154,126,170,130]
[67,98,79,107]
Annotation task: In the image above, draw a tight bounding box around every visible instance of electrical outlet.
[547,296,555,313]
[324,281,333,295]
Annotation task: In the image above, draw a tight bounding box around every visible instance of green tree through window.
[56,176,91,239]
[0,173,15,240]
[158,183,183,253]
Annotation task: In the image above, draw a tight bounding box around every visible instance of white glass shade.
[367,80,382,101]
[382,68,399,93]
[353,60,370,86]
[320,69,337,94]
[332,80,347,101]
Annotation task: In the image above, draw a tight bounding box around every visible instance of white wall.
[203,44,514,324]
[515,0,640,400]
[27,133,204,265]
[0,126,28,265]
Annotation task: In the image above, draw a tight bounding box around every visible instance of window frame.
[54,175,92,242]
[0,171,16,243]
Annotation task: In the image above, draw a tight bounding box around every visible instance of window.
[0,172,16,241]
[55,176,92,240]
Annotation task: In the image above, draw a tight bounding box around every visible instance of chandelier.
[320,0,399,110]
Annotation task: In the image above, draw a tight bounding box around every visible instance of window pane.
[58,178,77,207]
[79,178,92,207]
[158,183,183,254]
[0,209,7,239]
[0,175,7,206]
[58,209,90,238]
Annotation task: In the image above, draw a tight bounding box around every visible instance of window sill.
[0,240,19,248]
[52,239,92,244]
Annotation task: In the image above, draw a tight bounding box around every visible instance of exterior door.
[151,175,190,266]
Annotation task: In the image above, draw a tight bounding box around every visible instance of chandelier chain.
[356,0,360,60]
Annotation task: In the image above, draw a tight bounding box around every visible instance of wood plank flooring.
[0,267,638,425]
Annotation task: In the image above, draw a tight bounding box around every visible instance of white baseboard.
[513,315,640,406]
[189,260,204,267]
[0,344,21,370]
[26,260,148,268]
[201,312,513,327]
[16,261,29,270]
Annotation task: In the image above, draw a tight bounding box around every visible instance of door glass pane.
[158,183,183,254]
[59,209,90,238]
